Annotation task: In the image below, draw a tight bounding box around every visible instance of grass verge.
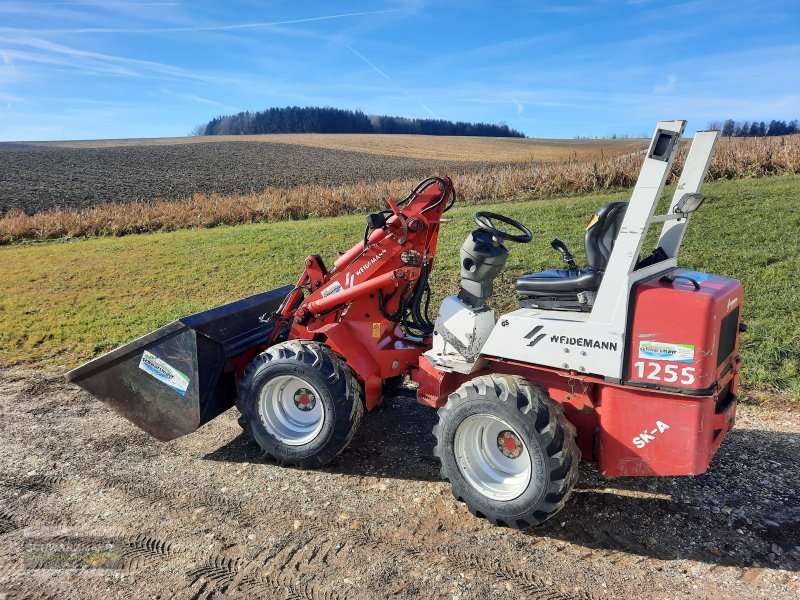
[1,175,798,399]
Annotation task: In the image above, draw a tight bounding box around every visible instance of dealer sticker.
[320,281,343,298]
[638,341,694,363]
[139,351,190,395]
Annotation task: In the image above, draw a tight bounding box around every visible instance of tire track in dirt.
[0,472,67,584]
[120,534,176,570]
[0,440,696,598]
[346,524,591,599]
[1,474,64,495]
[0,510,35,536]
[0,471,178,588]
[186,553,342,600]
[92,475,344,597]
[96,471,594,599]
[436,545,591,599]
[0,474,71,543]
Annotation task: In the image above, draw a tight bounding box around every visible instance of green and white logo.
[138,351,190,395]
[638,341,694,363]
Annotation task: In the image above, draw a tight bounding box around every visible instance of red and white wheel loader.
[69,120,743,528]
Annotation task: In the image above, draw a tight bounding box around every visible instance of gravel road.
[0,365,797,599]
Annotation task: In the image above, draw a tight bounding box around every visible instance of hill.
[198,106,525,138]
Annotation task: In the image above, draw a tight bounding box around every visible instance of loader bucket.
[66,285,293,442]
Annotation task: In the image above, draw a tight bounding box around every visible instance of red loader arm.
[271,176,455,410]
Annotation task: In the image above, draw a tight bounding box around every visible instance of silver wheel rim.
[257,375,325,446]
[453,414,532,501]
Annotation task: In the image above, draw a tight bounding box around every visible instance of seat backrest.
[584,201,628,271]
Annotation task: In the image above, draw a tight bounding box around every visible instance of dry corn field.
[1,135,798,243]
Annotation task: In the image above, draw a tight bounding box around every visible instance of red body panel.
[413,268,743,477]
[626,268,744,392]
[414,356,738,477]
[595,377,736,476]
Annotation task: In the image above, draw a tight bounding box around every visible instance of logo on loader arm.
[355,248,387,277]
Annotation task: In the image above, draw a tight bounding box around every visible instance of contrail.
[49,3,181,5]
[347,46,392,81]
[0,9,398,34]
[347,45,440,119]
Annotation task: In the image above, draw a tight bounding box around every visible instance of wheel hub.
[293,389,316,411]
[497,430,523,459]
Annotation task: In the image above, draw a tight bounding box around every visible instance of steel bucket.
[66,285,292,441]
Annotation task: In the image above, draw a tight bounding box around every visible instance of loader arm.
[282,176,455,410]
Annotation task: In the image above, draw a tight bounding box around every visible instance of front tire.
[236,340,363,468]
[433,375,579,528]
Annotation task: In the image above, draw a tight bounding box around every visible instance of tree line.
[193,106,525,137]
[709,119,799,137]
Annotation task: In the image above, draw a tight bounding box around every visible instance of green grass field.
[2,175,798,400]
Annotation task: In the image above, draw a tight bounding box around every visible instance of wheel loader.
[68,120,743,528]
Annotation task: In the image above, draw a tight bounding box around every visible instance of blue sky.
[1,1,798,141]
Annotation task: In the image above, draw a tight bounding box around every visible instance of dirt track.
[0,142,481,215]
[1,365,798,599]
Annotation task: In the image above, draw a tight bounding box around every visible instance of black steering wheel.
[474,211,533,243]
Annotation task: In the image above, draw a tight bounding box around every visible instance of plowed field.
[0,141,481,215]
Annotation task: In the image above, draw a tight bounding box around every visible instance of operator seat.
[516,201,628,311]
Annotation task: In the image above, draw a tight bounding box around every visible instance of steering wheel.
[474,211,533,243]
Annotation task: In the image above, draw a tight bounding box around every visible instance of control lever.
[551,239,578,270]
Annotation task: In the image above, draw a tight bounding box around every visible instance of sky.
[0,0,798,141]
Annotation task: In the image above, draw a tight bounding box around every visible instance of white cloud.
[652,76,677,94]
[511,96,524,115]
[158,87,230,108]
[0,9,398,35]
[0,36,222,84]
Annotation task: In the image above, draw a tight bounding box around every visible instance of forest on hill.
[195,106,525,137]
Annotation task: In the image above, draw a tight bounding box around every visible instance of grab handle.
[660,274,700,290]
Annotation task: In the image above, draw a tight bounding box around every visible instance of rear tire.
[433,374,579,528]
[236,340,363,468]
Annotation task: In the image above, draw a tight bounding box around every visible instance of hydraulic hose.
[402,261,435,336]
[362,177,455,251]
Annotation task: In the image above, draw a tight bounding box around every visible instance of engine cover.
[625,268,743,393]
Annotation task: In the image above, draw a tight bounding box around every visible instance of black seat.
[515,268,601,294]
[516,201,628,309]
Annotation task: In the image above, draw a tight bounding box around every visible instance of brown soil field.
[1,365,798,599]
[0,142,482,215]
[12,134,649,163]
[3,135,798,244]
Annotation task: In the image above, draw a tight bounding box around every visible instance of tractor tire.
[433,374,580,528]
[236,340,363,468]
